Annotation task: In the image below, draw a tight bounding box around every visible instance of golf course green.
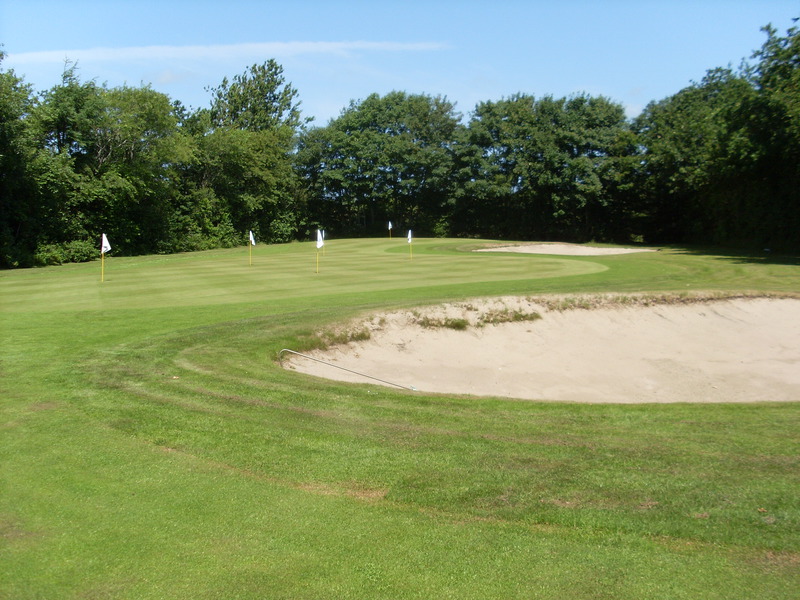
[1,238,798,599]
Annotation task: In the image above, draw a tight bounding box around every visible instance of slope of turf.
[1,239,798,599]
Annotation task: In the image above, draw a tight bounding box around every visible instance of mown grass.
[1,239,799,599]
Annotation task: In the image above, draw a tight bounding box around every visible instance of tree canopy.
[1,22,799,268]
[295,91,460,236]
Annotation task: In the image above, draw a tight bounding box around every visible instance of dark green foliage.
[0,52,39,267]
[33,239,97,265]
[295,91,461,236]
[633,68,750,243]
[2,22,800,269]
[207,59,305,132]
[0,59,307,266]
[185,62,306,245]
[452,94,635,242]
[634,23,800,250]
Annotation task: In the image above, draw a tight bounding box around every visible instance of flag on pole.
[407,229,413,260]
[407,230,412,243]
[100,233,111,282]
[388,221,393,238]
[248,230,255,265]
[315,229,324,273]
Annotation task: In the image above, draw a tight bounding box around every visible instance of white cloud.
[8,41,449,65]
[154,69,191,85]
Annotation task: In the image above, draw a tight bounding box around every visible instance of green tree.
[454,94,634,241]
[21,64,108,261]
[28,72,190,257]
[207,60,305,131]
[193,126,299,241]
[633,22,800,250]
[633,69,752,243]
[92,85,187,253]
[32,62,105,165]
[183,61,307,244]
[730,22,800,249]
[295,91,461,236]
[0,51,39,266]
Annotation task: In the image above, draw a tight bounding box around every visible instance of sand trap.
[284,296,800,403]
[477,243,656,256]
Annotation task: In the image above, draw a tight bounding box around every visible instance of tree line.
[1,23,798,268]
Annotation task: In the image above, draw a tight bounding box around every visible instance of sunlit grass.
[1,239,799,599]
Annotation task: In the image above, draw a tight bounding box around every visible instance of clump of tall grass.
[298,291,797,351]
[477,308,542,326]
[533,290,795,312]
[417,315,469,330]
[297,326,371,352]
[412,302,542,330]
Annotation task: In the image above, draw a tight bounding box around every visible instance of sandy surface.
[284,295,800,403]
[477,242,657,255]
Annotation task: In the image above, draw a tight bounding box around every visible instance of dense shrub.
[34,240,98,266]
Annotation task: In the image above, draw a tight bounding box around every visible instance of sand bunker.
[284,295,800,403]
[477,243,657,255]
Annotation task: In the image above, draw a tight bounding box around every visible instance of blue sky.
[1,1,797,124]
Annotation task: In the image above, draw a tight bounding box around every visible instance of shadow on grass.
[663,244,800,266]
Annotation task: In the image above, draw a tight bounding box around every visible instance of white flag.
[407,230,412,243]
[388,221,393,230]
[249,230,256,246]
[316,229,324,249]
[101,233,111,254]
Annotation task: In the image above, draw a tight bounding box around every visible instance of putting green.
[0,238,607,313]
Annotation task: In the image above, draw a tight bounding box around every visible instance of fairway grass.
[1,239,799,599]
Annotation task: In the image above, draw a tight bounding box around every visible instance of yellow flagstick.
[408,230,413,260]
[316,229,324,272]
[100,233,111,282]
[248,230,255,266]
